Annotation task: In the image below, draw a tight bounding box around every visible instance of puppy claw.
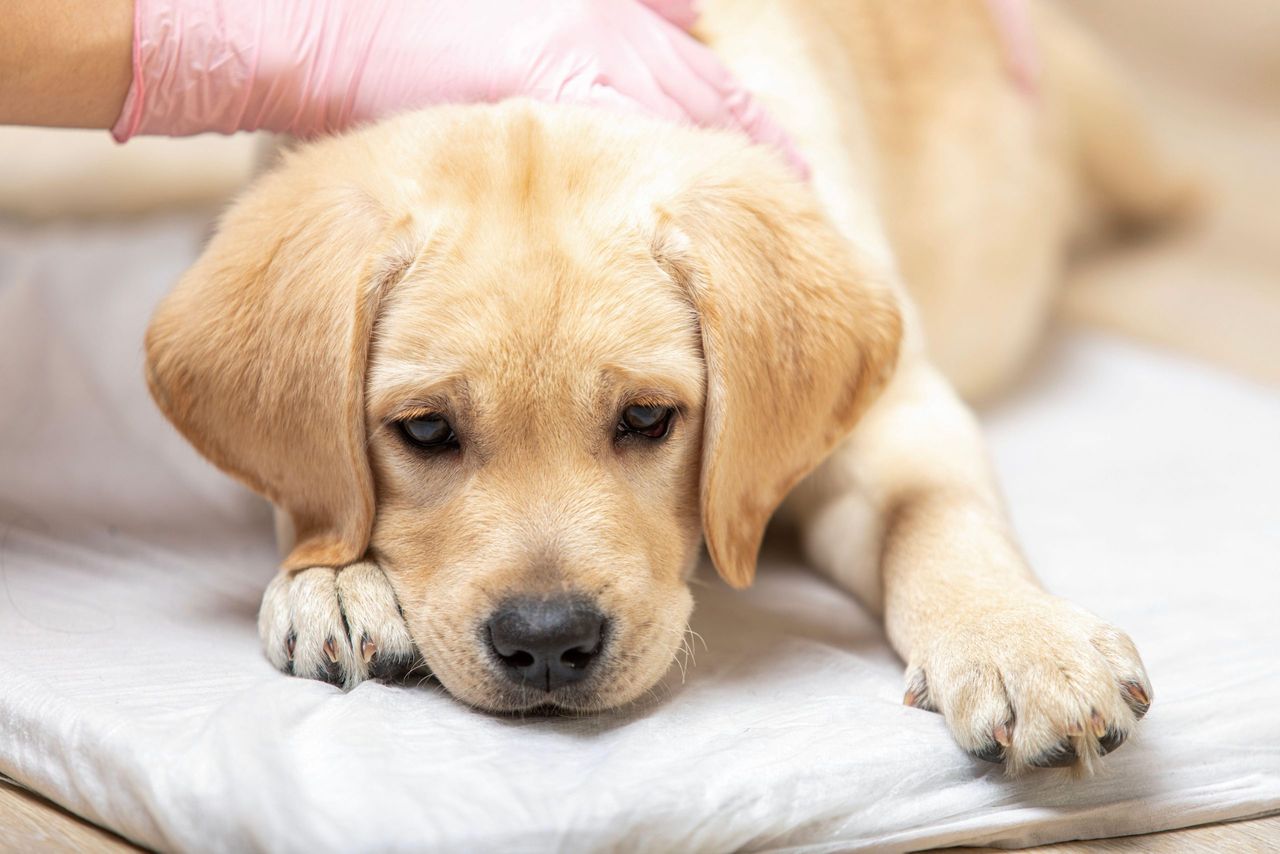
[361,634,377,663]
[1090,709,1108,739]
[993,722,1012,748]
[1122,681,1151,719]
[285,631,297,660]
[323,637,340,664]
[902,671,937,712]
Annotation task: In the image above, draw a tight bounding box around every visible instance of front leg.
[786,362,1152,772]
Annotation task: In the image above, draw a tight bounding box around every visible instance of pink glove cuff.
[113,0,375,142]
[114,0,256,141]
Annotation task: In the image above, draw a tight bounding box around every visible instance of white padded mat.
[1,215,1278,852]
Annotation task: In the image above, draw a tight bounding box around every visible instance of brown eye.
[398,415,457,450]
[617,404,674,440]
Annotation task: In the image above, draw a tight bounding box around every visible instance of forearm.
[1,0,134,129]
[879,486,1040,655]
[791,361,1039,651]
[857,367,1042,656]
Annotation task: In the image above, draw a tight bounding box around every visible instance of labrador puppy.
[145,0,1191,772]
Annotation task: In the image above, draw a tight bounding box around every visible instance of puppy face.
[365,222,705,710]
[145,103,901,712]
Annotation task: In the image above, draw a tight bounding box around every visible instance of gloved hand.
[113,0,805,172]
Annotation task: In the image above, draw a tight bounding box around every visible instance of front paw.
[258,561,420,688]
[903,595,1152,773]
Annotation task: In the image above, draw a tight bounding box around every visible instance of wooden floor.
[952,816,1280,853]
[0,781,139,853]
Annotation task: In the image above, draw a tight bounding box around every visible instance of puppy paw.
[258,562,420,688]
[902,594,1152,773]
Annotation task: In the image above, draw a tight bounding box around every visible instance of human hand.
[113,0,805,173]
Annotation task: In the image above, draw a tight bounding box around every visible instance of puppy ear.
[657,172,902,589]
[145,169,416,571]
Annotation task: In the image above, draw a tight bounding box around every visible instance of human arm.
[0,0,133,129]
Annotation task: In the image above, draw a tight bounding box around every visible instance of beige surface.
[0,129,254,218]
[0,1,1275,851]
[1061,0,1280,386]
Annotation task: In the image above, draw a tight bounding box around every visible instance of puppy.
[145,0,1190,771]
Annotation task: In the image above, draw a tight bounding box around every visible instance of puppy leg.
[786,362,1152,772]
[258,561,419,689]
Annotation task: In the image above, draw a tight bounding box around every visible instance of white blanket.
[1,215,1278,852]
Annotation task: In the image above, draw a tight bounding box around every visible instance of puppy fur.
[147,0,1186,771]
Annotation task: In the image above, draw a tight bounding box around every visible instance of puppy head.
[146,104,901,711]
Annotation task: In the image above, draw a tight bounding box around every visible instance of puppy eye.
[617,404,674,440]
[398,415,458,450]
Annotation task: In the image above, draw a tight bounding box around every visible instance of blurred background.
[1064,0,1279,387]
[1,0,1276,390]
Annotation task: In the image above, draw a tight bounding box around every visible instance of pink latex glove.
[112,0,805,173]
[636,0,701,31]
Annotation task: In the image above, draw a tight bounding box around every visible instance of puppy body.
[147,1,1182,769]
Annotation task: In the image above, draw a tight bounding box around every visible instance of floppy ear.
[145,170,416,571]
[656,173,902,589]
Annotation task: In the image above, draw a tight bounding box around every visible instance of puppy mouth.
[416,642,651,715]
[480,676,619,714]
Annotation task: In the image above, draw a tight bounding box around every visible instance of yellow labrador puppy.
[145,1,1190,772]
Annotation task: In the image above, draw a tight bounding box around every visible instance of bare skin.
[1,0,134,129]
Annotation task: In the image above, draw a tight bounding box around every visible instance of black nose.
[487,597,606,691]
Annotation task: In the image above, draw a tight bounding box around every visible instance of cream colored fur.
[147,1,1191,771]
